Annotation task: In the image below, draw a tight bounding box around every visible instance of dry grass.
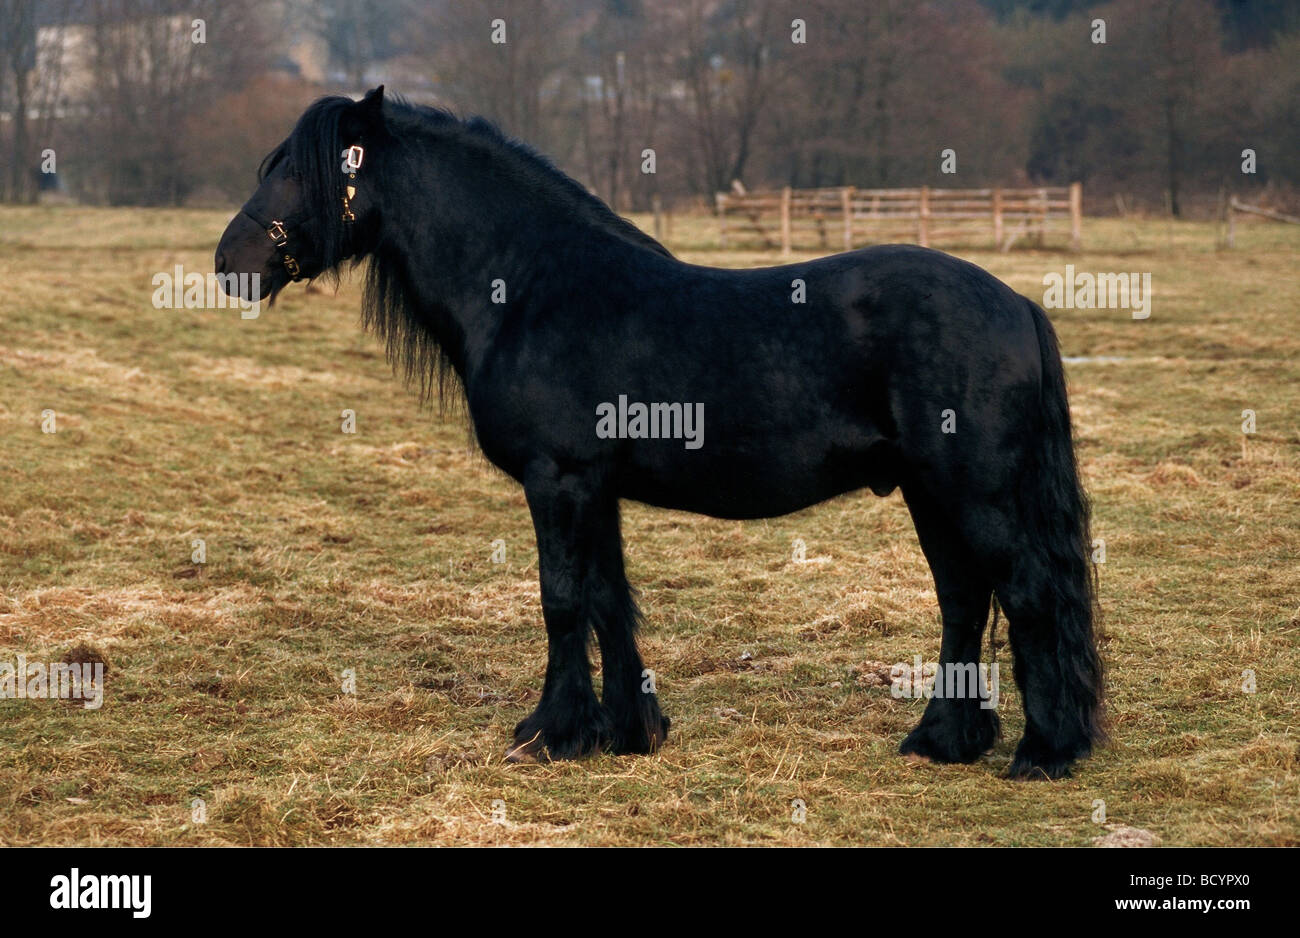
[0,205,1297,845]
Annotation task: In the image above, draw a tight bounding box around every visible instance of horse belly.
[618,433,900,520]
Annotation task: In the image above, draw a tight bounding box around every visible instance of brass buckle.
[283,255,301,279]
[267,221,288,246]
[342,145,364,175]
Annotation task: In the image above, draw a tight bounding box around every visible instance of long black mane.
[266,94,672,406]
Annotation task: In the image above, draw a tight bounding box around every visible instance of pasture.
[1,206,1297,845]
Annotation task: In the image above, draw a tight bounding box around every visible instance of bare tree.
[573,5,669,210]
[415,0,574,152]
[290,0,416,89]
[1140,0,1223,216]
[668,0,786,194]
[74,0,270,204]
[0,0,37,201]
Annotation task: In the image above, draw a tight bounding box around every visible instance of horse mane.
[384,99,673,260]
[270,93,672,410]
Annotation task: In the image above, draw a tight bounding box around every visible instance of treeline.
[2,0,1297,214]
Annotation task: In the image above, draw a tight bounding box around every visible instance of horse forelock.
[276,95,358,278]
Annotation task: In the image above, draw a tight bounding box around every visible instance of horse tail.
[1017,295,1106,755]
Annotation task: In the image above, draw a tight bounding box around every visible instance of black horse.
[217,87,1104,779]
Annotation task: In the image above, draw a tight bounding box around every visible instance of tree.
[1105,0,1225,215]
[0,0,37,202]
[291,0,417,88]
[415,0,574,153]
[73,0,271,204]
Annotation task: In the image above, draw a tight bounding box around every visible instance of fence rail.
[715,182,1082,254]
[1225,195,1300,247]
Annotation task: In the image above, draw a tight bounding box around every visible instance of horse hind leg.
[898,488,1001,765]
[996,547,1103,780]
[949,491,1103,780]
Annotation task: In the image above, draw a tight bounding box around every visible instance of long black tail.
[1022,296,1106,753]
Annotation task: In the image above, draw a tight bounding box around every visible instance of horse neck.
[374,146,653,381]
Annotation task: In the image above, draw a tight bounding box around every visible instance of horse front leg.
[586,503,670,755]
[505,460,615,763]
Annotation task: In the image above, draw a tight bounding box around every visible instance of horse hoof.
[1005,735,1088,780]
[900,710,1000,765]
[506,704,612,762]
[1005,754,1073,780]
[504,731,548,764]
[1004,760,1070,780]
[609,706,671,755]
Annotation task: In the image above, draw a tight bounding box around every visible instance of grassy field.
[1,206,1297,846]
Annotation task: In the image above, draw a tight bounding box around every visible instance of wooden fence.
[715,182,1082,254]
[1224,196,1300,247]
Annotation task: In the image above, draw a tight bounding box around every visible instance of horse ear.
[344,86,385,138]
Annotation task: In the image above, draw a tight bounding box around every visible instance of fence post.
[992,187,1003,250]
[841,187,853,250]
[780,186,792,256]
[1227,196,1237,248]
[652,194,663,242]
[716,192,728,249]
[918,185,930,248]
[1069,181,1082,251]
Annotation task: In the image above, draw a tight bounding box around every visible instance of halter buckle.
[283,255,301,279]
[342,145,364,175]
[267,221,289,246]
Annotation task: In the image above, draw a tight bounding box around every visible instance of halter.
[240,144,365,282]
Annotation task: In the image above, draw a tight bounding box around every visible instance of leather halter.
[240,145,365,282]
